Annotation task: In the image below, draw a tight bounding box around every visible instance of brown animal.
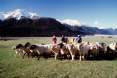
[14,44,25,57]
[29,44,54,59]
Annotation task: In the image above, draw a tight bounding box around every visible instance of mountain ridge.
[0,9,117,37]
[0,17,117,37]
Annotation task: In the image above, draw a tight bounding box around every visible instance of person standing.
[61,35,65,43]
[52,35,57,44]
[61,35,68,43]
[59,35,68,55]
[76,35,82,43]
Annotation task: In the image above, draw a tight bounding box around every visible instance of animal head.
[24,42,31,48]
[30,45,37,50]
[16,44,24,49]
[115,43,117,50]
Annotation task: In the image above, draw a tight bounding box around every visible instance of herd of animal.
[13,41,117,61]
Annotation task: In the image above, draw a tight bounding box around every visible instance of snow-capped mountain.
[0,9,82,27]
[0,9,117,36]
[0,9,39,20]
[58,19,81,26]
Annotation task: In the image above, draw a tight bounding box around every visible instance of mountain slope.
[0,17,74,36]
[0,17,117,37]
[0,9,117,37]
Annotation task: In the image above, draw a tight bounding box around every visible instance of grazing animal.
[79,42,91,61]
[52,43,80,60]
[14,44,25,57]
[85,42,107,60]
[23,42,32,58]
[88,42,100,59]
[13,41,117,61]
[15,42,34,59]
[66,44,80,60]
[51,44,61,60]
[51,43,71,60]
[98,42,107,59]
[29,44,53,59]
[29,45,41,60]
[106,43,117,59]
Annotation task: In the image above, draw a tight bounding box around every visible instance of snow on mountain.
[28,12,38,18]
[0,9,39,20]
[58,19,81,26]
[3,9,22,19]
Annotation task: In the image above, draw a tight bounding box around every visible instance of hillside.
[0,17,117,37]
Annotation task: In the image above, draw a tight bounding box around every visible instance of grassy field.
[0,36,117,78]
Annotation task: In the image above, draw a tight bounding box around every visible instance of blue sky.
[0,0,117,28]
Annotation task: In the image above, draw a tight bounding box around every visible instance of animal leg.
[71,55,75,61]
[22,52,26,59]
[79,56,82,61]
[82,56,85,60]
[55,53,58,60]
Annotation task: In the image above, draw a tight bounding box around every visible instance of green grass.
[0,36,117,78]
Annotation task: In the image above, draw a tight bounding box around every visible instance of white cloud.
[58,19,81,26]
[94,21,99,26]
[113,24,117,29]
[114,24,117,27]
[81,22,88,25]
